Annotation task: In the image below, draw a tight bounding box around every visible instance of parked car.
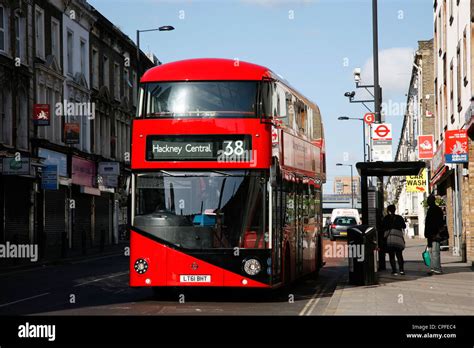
[329,216,358,241]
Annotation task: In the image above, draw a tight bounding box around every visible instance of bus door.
[271,181,282,283]
[295,182,304,275]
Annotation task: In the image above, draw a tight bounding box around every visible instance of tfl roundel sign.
[372,123,392,141]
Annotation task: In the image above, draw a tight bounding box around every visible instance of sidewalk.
[324,239,474,315]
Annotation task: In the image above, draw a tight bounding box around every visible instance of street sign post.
[371,123,392,161]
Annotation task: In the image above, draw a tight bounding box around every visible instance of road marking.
[304,285,326,316]
[298,280,333,316]
[0,252,125,277]
[0,292,51,308]
[0,265,50,278]
[299,285,324,316]
[73,271,129,287]
[70,253,125,264]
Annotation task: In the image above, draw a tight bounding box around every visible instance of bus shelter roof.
[356,161,426,177]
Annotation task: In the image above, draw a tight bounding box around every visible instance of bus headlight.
[134,258,149,274]
[243,258,261,276]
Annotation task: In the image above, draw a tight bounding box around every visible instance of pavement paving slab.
[327,239,474,316]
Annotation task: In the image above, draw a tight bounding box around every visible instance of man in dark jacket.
[424,195,444,274]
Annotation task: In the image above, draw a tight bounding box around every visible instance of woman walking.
[424,195,445,275]
[381,205,406,275]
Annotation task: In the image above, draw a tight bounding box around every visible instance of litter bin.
[347,225,377,286]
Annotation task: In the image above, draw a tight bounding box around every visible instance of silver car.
[329,216,358,241]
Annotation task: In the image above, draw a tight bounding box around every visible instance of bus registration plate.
[180,275,211,283]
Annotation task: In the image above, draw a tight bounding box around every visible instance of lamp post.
[336,163,354,208]
[136,25,175,106]
[338,116,367,162]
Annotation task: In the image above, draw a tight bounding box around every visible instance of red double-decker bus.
[130,58,326,291]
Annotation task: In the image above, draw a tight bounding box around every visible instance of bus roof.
[141,58,274,83]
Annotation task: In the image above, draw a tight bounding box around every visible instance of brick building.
[386,40,435,239]
[431,0,473,264]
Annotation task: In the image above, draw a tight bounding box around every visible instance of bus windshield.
[133,170,267,249]
[141,81,258,118]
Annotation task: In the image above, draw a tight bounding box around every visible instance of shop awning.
[356,161,426,177]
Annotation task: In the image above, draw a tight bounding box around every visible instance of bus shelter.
[356,161,426,226]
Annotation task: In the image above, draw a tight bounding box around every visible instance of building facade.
[386,40,435,239]
[432,0,473,263]
[0,0,35,254]
[0,0,156,265]
[333,176,360,197]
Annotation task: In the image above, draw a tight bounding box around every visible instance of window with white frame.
[91,47,99,89]
[114,62,120,100]
[67,30,74,75]
[35,6,45,58]
[80,38,86,76]
[51,18,60,62]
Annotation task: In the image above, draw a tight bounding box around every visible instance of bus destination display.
[146,135,252,161]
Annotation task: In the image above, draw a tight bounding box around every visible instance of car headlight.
[243,258,261,276]
[134,258,149,274]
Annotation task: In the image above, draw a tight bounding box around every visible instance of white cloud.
[360,47,415,97]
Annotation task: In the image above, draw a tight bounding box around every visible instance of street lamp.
[336,163,354,208]
[338,116,367,162]
[136,25,175,109]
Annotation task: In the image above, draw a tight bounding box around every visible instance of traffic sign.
[364,113,375,125]
[372,123,392,140]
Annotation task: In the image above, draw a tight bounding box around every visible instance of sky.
[89,0,434,193]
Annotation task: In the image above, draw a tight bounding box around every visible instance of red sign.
[33,104,50,126]
[364,113,375,125]
[418,135,434,159]
[445,129,468,163]
[64,123,80,144]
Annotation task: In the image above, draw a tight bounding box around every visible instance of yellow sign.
[406,169,427,193]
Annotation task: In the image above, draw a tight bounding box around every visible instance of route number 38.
[223,140,245,156]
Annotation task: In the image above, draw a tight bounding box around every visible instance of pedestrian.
[424,195,446,275]
[381,205,406,275]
